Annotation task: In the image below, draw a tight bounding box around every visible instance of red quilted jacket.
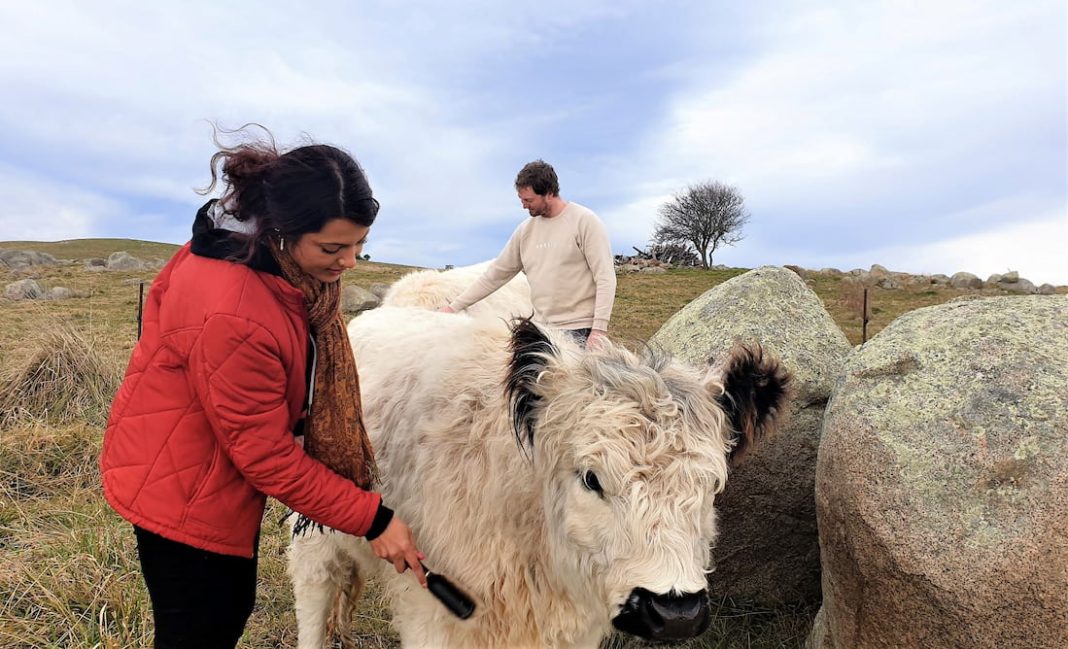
[101,237,383,558]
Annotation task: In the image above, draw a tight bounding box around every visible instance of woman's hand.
[368,517,428,587]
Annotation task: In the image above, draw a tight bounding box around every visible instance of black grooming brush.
[421,563,476,619]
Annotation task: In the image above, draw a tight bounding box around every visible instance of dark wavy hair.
[514,159,560,197]
[199,124,379,260]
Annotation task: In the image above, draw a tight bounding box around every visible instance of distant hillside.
[0,238,181,261]
[4,239,1061,349]
[0,237,423,284]
[0,239,423,277]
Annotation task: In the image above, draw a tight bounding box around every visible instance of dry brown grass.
[0,320,120,428]
[0,419,151,648]
[800,272,1056,345]
[611,268,746,345]
[0,254,421,368]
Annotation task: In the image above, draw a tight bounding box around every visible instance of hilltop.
[0,238,181,261]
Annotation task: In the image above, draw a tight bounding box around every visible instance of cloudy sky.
[1,1,1065,283]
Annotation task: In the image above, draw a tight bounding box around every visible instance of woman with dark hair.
[99,127,425,648]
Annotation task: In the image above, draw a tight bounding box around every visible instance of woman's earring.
[280,237,285,251]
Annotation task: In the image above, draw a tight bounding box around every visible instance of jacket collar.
[190,199,282,277]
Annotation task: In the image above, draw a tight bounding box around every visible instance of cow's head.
[506,319,790,642]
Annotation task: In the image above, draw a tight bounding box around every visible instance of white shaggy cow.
[289,307,789,648]
[382,261,533,319]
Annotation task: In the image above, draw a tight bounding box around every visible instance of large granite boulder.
[4,279,43,300]
[44,286,75,300]
[996,277,1038,294]
[650,265,852,604]
[949,271,982,289]
[812,295,1068,649]
[106,251,143,270]
[0,249,58,269]
[341,285,381,313]
[369,282,391,299]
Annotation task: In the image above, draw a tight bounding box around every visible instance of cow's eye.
[580,470,603,495]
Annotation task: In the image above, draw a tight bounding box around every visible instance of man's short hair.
[515,160,559,197]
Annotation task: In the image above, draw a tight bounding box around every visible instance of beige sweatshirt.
[449,202,617,331]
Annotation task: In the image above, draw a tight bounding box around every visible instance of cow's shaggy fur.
[289,307,788,648]
[382,261,533,319]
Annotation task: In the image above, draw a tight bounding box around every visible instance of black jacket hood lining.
[190,199,283,277]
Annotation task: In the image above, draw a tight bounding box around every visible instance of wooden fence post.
[137,281,145,340]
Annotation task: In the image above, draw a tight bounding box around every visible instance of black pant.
[134,526,259,649]
[566,328,592,346]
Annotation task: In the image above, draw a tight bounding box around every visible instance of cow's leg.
[387,587,464,649]
[289,529,350,649]
[394,609,449,649]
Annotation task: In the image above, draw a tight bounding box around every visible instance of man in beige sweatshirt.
[440,160,616,349]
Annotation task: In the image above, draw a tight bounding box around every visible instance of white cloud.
[0,166,113,241]
[602,186,677,250]
[597,0,1065,276]
[0,1,614,254]
[649,1,1059,192]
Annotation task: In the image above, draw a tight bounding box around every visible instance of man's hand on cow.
[586,330,608,351]
[369,517,428,587]
[437,305,455,313]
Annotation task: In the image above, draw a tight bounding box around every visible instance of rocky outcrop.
[794,265,1060,293]
[44,287,76,300]
[0,249,58,269]
[4,279,43,300]
[105,252,143,270]
[369,283,391,299]
[341,285,381,313]
[3,280,77,301]
[988,271,1038,294]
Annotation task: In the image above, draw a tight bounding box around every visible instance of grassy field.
[1,240,1059,648]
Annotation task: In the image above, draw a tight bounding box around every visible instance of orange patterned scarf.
[270,241,377,491]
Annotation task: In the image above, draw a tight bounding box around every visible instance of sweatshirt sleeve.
[190,313,383,537]
[448,223,525,312]
[579,212,617,332]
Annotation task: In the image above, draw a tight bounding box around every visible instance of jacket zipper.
[306,335,317,410]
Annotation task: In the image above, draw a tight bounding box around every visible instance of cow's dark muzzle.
[611,587,711,641]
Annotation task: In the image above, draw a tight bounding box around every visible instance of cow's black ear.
[506,317,558,450]
[709,344,791,466]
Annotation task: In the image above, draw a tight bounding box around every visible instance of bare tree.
[653,181,749,268]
